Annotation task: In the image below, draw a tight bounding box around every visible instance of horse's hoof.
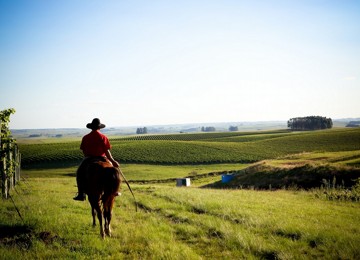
[115,192,121,196]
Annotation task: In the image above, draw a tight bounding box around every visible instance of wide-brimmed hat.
[86,118,105,130]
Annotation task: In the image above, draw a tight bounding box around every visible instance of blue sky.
[1,0,359,129]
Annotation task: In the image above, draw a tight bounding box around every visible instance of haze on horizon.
[1,1,359,129]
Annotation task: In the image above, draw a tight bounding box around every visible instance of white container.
[176,178,191,187]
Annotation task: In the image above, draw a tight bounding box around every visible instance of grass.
[1,165,360,259]
[3,128,359,258]
[120,163,248,182]
[207,151,360,190]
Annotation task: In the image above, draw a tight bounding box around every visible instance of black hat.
[86,118,105,130]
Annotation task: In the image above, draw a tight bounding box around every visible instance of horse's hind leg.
[104,208,112,237]
[89,197,97,227]
[103,195,115,237]
[90,197,104,238]
[96,206,104,238]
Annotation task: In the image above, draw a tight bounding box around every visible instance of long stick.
[118,167,138,212]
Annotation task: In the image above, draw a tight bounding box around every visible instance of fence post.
[8,143,13,193]
[15,145,20,184]
[2,156,8,199]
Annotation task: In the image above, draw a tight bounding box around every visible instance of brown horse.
[83,159,121,238]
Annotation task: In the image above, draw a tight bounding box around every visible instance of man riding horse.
[73,118,120,201]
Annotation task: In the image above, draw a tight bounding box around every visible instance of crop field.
[19,128,360,166]
[2,127,360,259]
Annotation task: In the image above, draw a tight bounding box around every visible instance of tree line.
[136,127,148,134]
[287,116,333,131]
[201,126,216,132]
[229,126,238,131]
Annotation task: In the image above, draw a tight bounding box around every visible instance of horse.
[82,158,121,238]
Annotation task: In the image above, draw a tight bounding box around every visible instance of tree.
[229,126,238,131]
[136,127,148,134]
[287,116,333,131]
[201,126,216,132]
[1,108,16,157]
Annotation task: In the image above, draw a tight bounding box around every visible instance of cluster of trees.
[29,134,42,138]
[201,126,216,132]
[136,127,148,134]
[287,116,333,131]
[229,126,238,131]
[346,121,360,127]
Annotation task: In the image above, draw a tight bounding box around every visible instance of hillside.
[205,150,360,190]
[19,128,360,167]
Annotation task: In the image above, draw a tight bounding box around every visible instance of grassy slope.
[1,167,359,259]
[206,150,360,190]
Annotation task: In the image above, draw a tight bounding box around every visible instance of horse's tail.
[103,167,121,196]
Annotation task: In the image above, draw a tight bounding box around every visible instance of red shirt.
[80,130,111,157]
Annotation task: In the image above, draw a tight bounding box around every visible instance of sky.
[1,0,359,129]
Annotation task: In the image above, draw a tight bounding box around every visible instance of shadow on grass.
[0,224,66,248]
[61,172,76,177]
[0,224,35,249]
[21,160,81,170]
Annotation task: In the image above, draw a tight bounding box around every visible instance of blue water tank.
[222,174,234,183]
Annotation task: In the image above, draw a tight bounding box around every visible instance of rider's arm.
[105,150,119,167]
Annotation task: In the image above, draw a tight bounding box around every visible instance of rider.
[73,118,120,201]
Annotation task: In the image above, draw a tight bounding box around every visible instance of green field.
[19,128,360,166]
[1,127,360,259]
[1,166,360,259]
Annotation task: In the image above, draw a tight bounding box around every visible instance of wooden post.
[13,145,16,186]
[15,145,20,184]
[8,143,13,192]
[0,119,6,199]
[2,156,8,199]
[18,153,21,182]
